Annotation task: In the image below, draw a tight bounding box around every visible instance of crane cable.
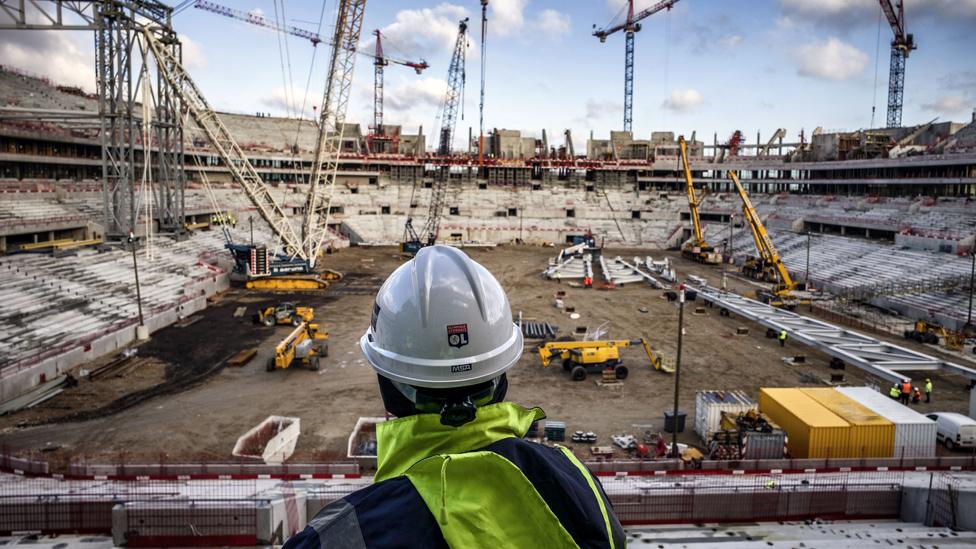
[478,2,487,161]
[292,0,330,158]
[273,0,294,118]
[870,5,883,129]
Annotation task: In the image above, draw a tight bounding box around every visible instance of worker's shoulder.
[288,476,447,549]
[479,437,596,491]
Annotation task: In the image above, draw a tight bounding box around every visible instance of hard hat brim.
[360,323,524,389]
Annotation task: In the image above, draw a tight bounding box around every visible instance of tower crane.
[402,17,469,255]
[369,29,430,153]
[728,171,806,309]
[878,0,915,128]
[148,0,367,289]
[678,136,721,265]
[193,0,323,45]
[593,0,680,133]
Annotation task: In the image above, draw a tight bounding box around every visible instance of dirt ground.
[2,245,974,467]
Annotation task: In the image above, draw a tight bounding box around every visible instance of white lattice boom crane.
[143,28,305,259]
[303,0,367,268]
[147,0,368,282]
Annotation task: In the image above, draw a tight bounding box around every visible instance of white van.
[926,412,976,450]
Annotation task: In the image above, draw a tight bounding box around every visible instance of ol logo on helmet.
[446,323,469,349]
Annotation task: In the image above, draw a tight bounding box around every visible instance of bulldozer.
[537,338,673,382]
[267,321,329,372]
[254,302,315,327]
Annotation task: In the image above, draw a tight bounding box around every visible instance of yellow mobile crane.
[728,171,807,309]
[679,136,721,265]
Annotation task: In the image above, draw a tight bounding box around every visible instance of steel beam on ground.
[694,284,976,385]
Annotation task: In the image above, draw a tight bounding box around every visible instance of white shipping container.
[836,386,937,458]
[694,390,756,441]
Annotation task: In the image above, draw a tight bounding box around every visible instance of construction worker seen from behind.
[912,386,922,404]
[900,379,912,405]
[284,246,625,549]
[889,385,901,399]
[924,378,933,403]
[778,329,787,347]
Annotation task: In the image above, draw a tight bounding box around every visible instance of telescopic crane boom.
[678,136,720,265]
[728,171,804,308]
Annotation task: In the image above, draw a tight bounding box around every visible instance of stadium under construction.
[0,0,975,545]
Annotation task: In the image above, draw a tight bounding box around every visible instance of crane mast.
[478,0,488,164]
[878,0,915,128]
[438,17,468,155]
[728,171,795,295]
[369,29,428,151]
[302,0,367,268]
[402,17,468,255]
[593,0,679,132]
[373,29,386,135]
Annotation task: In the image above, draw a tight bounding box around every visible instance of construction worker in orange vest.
[583,275,592,289]
[900,379,911,405]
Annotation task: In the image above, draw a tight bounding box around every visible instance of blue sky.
[2,0,975,149]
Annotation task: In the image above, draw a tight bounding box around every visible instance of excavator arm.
[728,171,795,292]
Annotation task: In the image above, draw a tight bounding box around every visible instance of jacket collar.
[374,402,545,482]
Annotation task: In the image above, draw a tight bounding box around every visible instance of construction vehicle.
[728,171,808,310]
[904,320,971,350]
[538,338,673,382]
[254,302,315,327]
[147,0,366,290]
[401,17,469,255]
[678,136,721,265]
[267,322,329,372]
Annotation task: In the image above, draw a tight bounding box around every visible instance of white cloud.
[922,95,970,114]
[794,37,867,81]
[179,34,206,69]
[535,9,571,37]
[384,78,449,112]
[661,89,704,112]
[261,85,319,118]
[377,4,469,59]
[492,0,528,37]
[722,34,744,48]
[0,31,94,92]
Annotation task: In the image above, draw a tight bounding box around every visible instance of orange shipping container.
[801,388,895,458]
[758,388,849,459]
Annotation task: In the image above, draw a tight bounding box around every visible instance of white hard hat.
[360,245,523,389]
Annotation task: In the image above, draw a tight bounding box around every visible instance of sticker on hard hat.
[451,364,473,374]
[447,323,469,348]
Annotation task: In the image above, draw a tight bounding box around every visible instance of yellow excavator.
[728,171,808,309]
[537,338,674,382]
[679,136,722,265]
[267,321,329,372]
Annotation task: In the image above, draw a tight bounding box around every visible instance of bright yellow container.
[759,388,850,459]
[801,388,895,458]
